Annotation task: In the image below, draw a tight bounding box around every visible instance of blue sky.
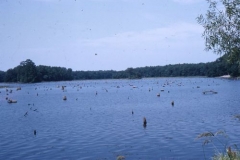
[0,0,219,71]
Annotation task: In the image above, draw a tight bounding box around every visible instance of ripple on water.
[0,78,240,159]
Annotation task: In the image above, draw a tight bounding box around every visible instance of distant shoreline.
[1,76,240,86]
[219,75,240,80]
[1,56,240,83]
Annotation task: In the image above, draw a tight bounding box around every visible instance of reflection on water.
[0,78,240,159]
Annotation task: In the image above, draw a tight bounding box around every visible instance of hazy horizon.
[1,57,219,72]
[0,0,219,72]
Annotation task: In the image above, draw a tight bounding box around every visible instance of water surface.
[0,78,239,159]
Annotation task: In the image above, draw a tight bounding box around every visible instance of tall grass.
[213,149,240,160]
[197,130,240,160]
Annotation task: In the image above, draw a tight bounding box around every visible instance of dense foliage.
[197,0,240,73]
[3,59,73,83]
[127,55,234,78]
[0,71,5,82]
[37,65,73,81]
[0,56,239,83]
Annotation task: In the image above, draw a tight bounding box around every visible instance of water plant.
[143,117,147,128]
[197,130,240,160]
[34,130,37,136]
[212,146,240,160]
[234,115,240,120]
[116,155,125,160]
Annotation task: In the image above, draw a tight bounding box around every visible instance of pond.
[0,77,239,160]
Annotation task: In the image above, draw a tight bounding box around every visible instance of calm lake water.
[0,78,239,160]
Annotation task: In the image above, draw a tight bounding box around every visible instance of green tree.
[125,67,142,79]
[17,59,38,83]
[36,65,73,81]
[0,71,5,82]
[197,0,240,76]
[5,68,17,82]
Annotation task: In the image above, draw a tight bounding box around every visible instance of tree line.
[0,56,239,83]
[1,59,73,83]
